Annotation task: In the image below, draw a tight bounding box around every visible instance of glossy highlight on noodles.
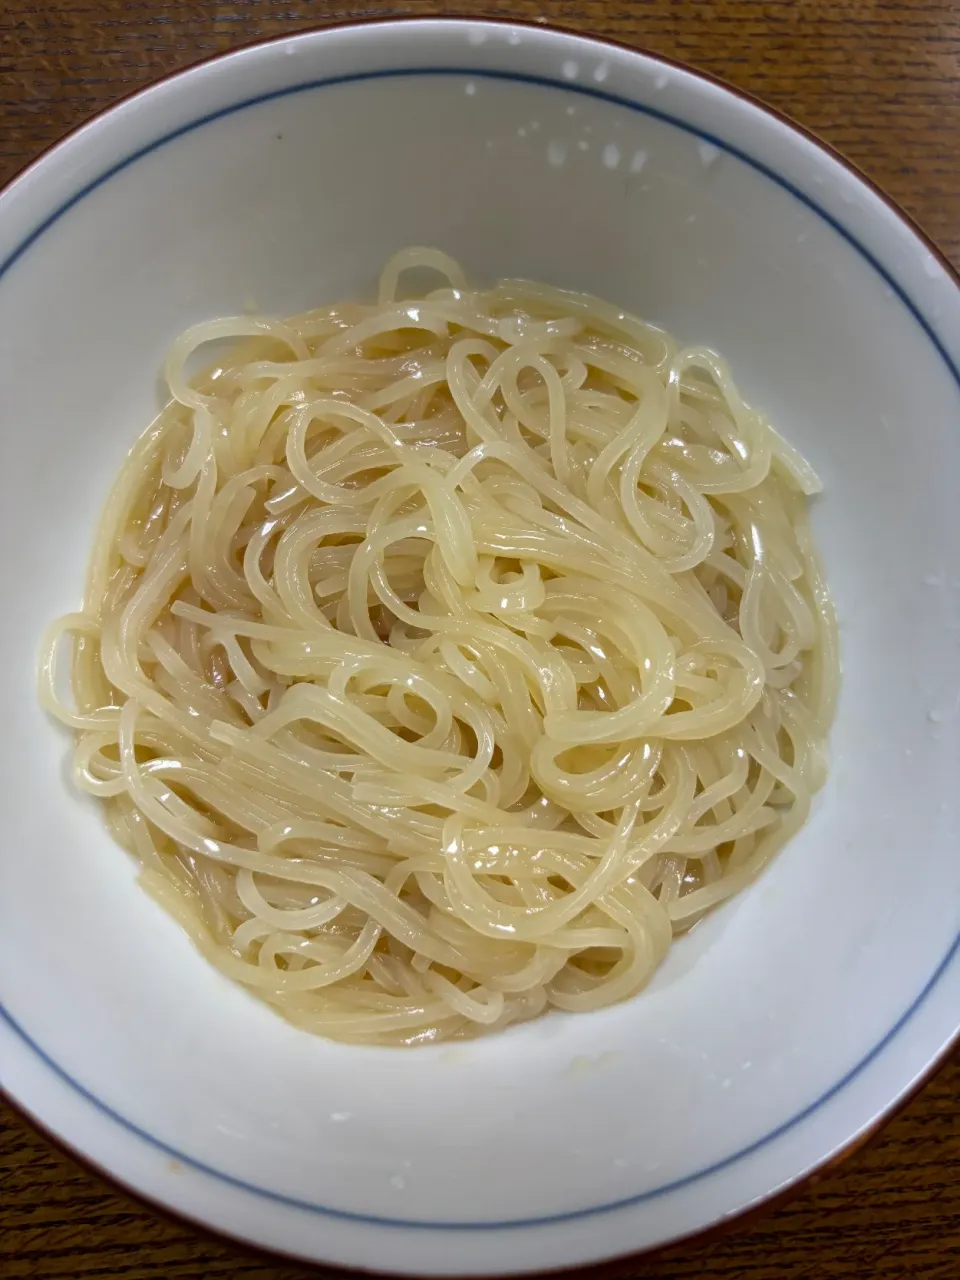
[40,249,838,1046]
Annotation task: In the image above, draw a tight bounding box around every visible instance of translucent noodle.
[40,249,838,1046]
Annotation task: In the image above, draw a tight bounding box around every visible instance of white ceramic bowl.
[1,18,959,1277]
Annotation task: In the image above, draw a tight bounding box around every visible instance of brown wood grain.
[1,1,959,1277]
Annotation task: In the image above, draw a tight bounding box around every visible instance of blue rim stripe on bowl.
[2,64,959,1232]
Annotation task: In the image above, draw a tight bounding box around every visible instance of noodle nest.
[41,248,838,1045]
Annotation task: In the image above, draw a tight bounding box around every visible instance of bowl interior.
[1,21,959,1276]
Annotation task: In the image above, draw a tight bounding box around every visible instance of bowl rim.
[1,13,958,1277]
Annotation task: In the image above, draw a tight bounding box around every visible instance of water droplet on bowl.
[924,256,940,278]
[468,28,487,46]
[654,70,669,90]
[562,60,579,80]
[547,140,568,167]
[465,82,477,96]
[507,29,522,45]
[578,139,589,151]
[594,61,610,82]
[629,149,648,174]
[697,140,720,167]
[603,143,621,169]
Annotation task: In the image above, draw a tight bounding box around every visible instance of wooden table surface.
[1,1,959,1277]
